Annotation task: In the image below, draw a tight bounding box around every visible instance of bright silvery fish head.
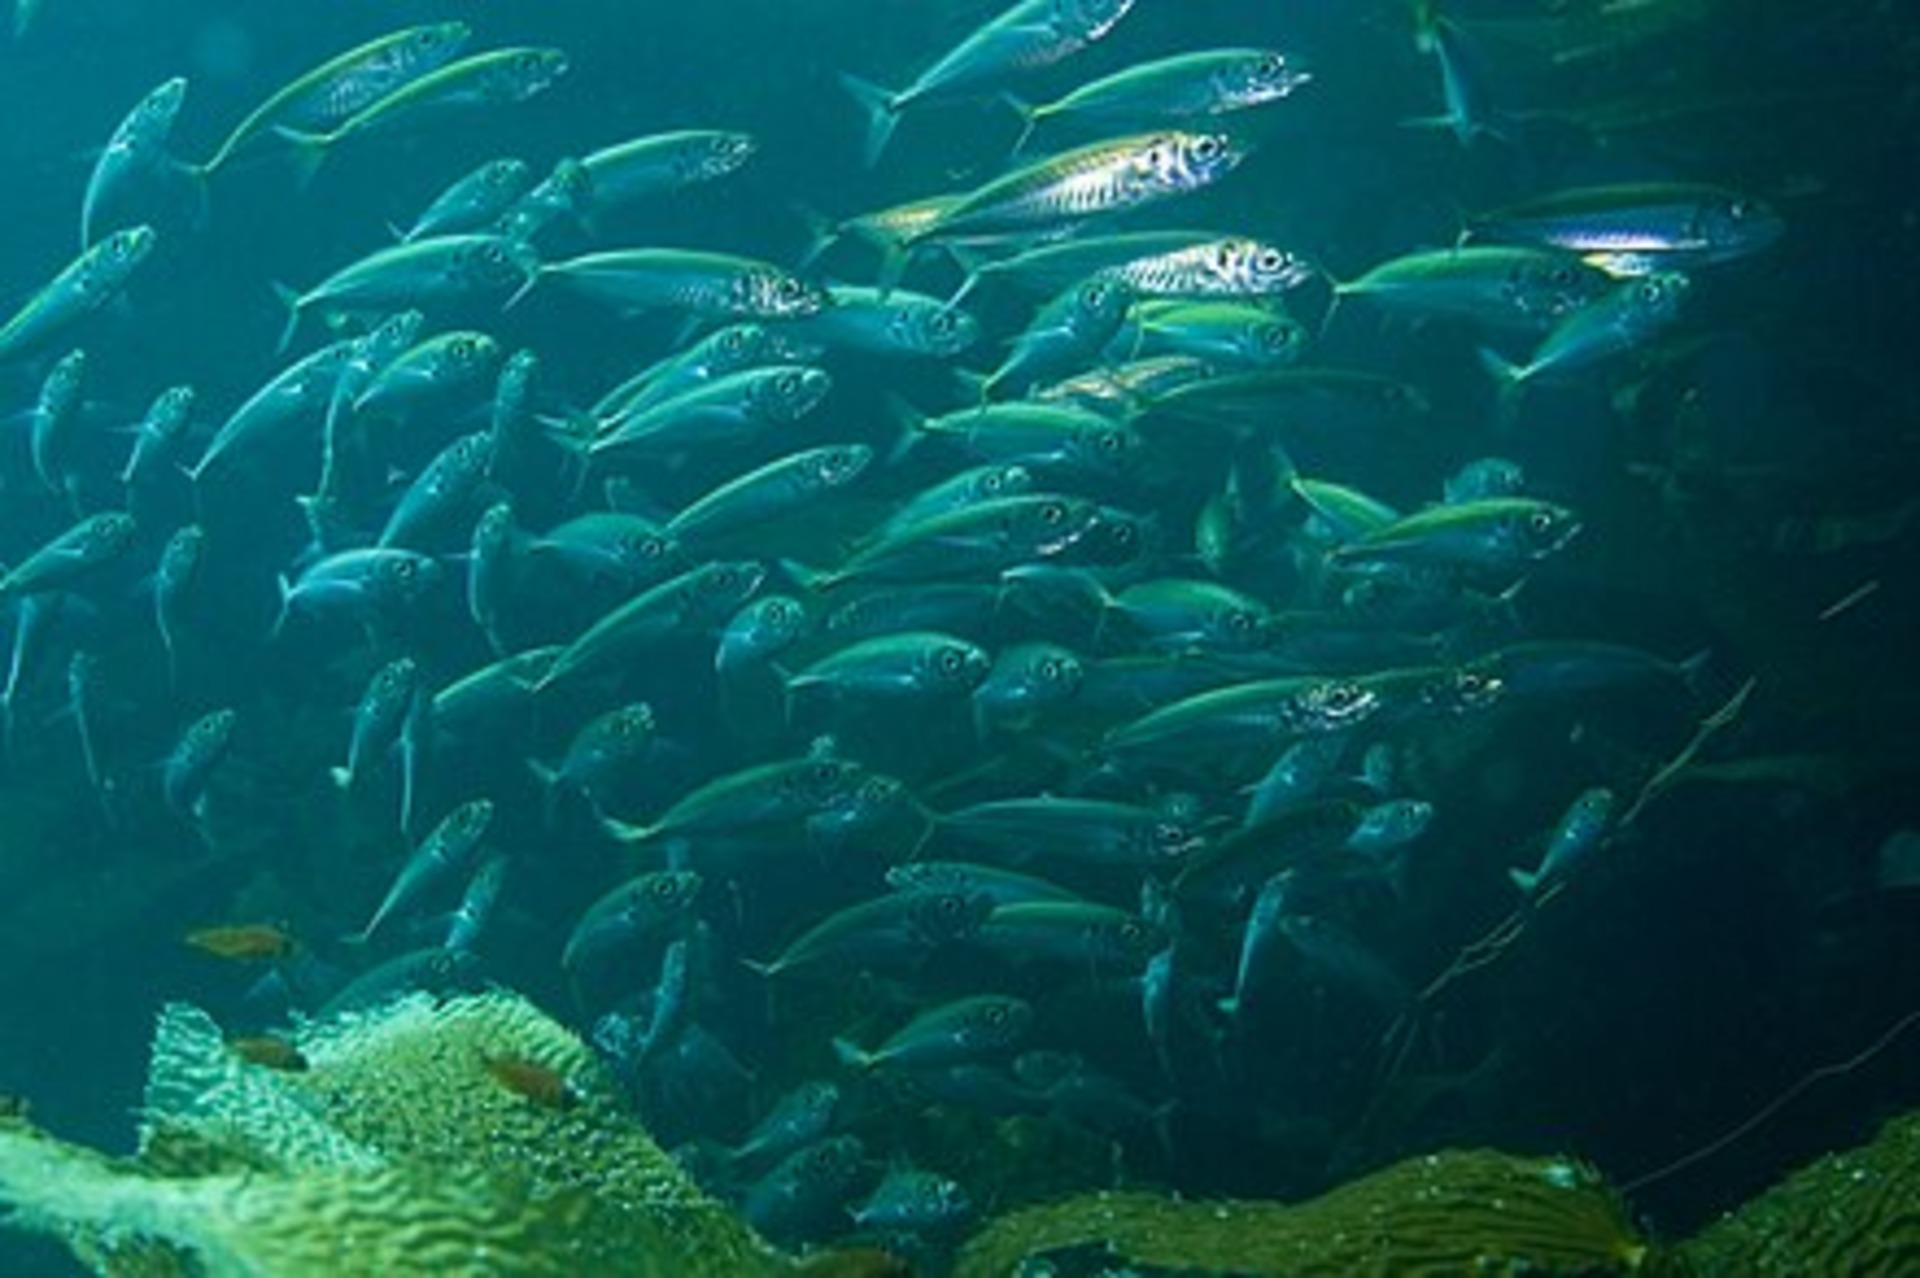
[1215,48,1313,107]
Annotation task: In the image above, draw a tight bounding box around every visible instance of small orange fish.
[226,1036,309,1072]
[184,923,298,962]
[483,1055,577,1110]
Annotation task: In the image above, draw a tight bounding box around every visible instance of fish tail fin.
[502,266,543,312]
[271,126,331,191]
[1000,93,1039,157]
[790,202,841,273]
[527,759,564,826]
[171,156,214,234]
[328,765,353,791]
[270,281,304,356]
[269,573,294,639]
[1475,347,1526,423]
[838,72,902,168]
[829,1037,876,1071]
[1678,649,1713,699]
[1506,866,1538,896]
[942,248,988,314]
[880,392,927,467]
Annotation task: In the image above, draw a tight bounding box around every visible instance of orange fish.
[184,923,298,962]
[226,1035,309,1072]
[483,1055,577,1110]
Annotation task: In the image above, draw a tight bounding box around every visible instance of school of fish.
[0,0,1788,1259]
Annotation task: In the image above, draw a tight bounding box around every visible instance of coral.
[955,1148,1672,1277]
[1677,1109,1920,1276]
[0,991,794,1277]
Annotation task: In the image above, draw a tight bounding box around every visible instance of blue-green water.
[0,1,1916,1272]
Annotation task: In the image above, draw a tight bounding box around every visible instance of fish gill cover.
[0,0,1916,1274]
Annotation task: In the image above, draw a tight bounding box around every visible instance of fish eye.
[1528,509,1558,534]
[929,311,956,335]
[1041,501,1066,524]
[1728,199,1754,220]
[1637,281,1665,303]
[1098,430,1125,453]
[984,1004,1008,1024]
[938,648,966,673]
[516,52,544,74]
[395,559,417,578]
[1079,283,1107,308]
[1193,136,1223,162]
[776,372,801,396]
[1258,53,1286,78]
[776,277,804,299]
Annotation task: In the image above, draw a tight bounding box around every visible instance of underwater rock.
[1678,1109,1920,1276]
[954,1148,1669,1277]
[0,991,792,1276]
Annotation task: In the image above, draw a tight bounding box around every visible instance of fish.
[444,854,509,955]
[562,870,702,972]
[184,923,298,962]
[783,630,991,708]
[192,22,474,176]
[907,401,1144,483]
[811,493,1100,589]
[483,1055,580,1111]
[847,1167,974,1234]
[1114,299,1306,370]
[273,547,442,634]
[330,656,423,792]
[352,331,501,419]
[743,1136,867,1244]
[81,76,187,249]
[1102,675,1382,771]
[747,889,993,980]
[577,130,758,209]
[528,701,658,818]
[316,311,427,498]
[773,285,980,361]
[226,1036,310,1072]
[1472,182,1784,275]
[521,248,826,320]
[533,559,765,691]
[529,511,682,591]
[377,432,496,550]
[716,595,811,674]
[903,131,1246,249]
[972,641,1086,736]
[934,795,1203,872]
[1479,271,1690,391]
[318,946,480,1017]
[970,900,1164,972]
[832,994,1032,1072]
[1010,46,1311,151]
[602,746,869,850]
[982,275,1134,399]
[841,0,1138,164]
[119,384,196,488]
[589,323,800,424]
[0,226,154,365]
[730,1080,842,1169]
[397,156,533,242]
[26,348,88,498]
[151,524,206,688]
[162,707,236,821]
[355,798,495,942]
[580,366,832,465]
[1510,787,1617,898]
[1332,245,1612,332]
[1330,497,1582,575]
[0,511,138,603]
[274,234,535,354]
[188,339,355,482]
[274,47,571,180]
